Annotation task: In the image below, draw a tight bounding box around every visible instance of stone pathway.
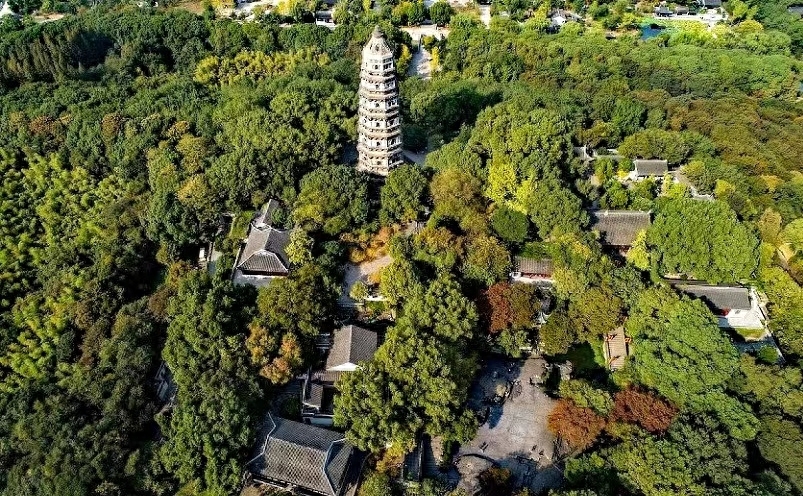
[408,45,432,80]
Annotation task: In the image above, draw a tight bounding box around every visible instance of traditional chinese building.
[357,26,403,176]
[589,210,652,252]
[232,200,292,287]
[246,414,361,496]
[301,325,379,426]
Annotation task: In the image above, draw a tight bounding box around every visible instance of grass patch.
[734,327,766,341]
[548,342,606,378]
[364,300,387,314]
[167,0,207,14]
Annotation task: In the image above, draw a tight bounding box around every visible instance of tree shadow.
[496,450,564,494]
[470,357,525,429]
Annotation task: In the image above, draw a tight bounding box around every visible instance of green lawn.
[734,327,766,341]
[550,342,606,378]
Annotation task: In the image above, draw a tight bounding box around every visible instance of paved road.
[407,45,432,79]
[401,25,450,42]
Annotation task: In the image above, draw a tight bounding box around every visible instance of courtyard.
[456,357,564,493]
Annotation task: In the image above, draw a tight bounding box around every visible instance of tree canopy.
[293,165,369,236]
[647,199,759,283]
[1,5,803,496]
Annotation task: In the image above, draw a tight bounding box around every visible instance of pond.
[641,25,666,40]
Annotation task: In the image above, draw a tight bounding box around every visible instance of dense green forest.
[1,1,803,496]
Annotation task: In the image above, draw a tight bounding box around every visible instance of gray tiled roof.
[237,226,290,276]
[513,257,554,277]
[309,370,345,383]
[253,199,281,228]
[325,325,378,371]
[325,442,353,490]
[247,415,355,496]
[304,383,325,409]
[633,159,668,177]
[676,284,751,311]
[590,210,651,247]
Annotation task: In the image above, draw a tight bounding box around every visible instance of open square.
[456,357,563,493]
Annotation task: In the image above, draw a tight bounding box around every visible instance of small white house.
[676,284,766,330]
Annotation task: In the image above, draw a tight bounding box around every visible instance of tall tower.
[357,26,403,176]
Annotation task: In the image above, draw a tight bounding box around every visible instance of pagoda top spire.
[364,25,393,57]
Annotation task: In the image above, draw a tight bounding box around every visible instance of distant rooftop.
[234,200,291,279]
[590,210,651,247]
[252,199,281,229]
[674,283,752,311]
[633,159,668,177]
[236,226,290,275]
[513,257,554,277]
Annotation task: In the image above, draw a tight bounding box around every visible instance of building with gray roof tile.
[233,201,291,286]
[673,283,766,330]
[302,325,378,425]
[631,159,668,179]
[325,325,378,372]
[246,414,358,496]
[676,284,751,311]
[510,257,554,284]
[252,199,281,228]
[590,210,651,248]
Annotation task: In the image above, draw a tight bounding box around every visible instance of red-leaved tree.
[477,282,512,334]
[477,283,540,334]
[547,399,606,450]
[611,388,678,433]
